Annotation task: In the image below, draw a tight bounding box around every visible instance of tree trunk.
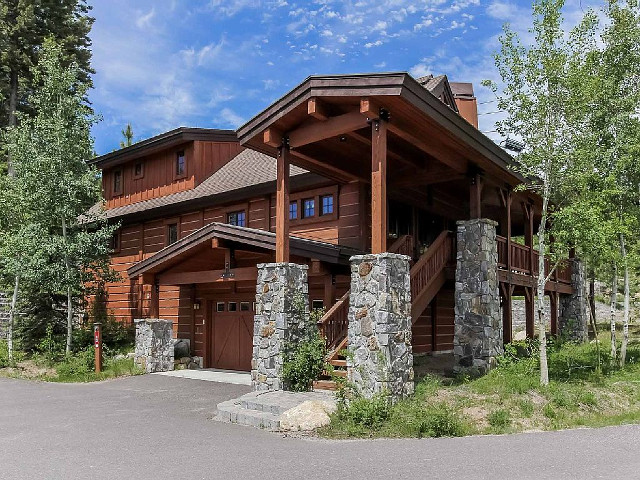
[619,233,629,367]
[610,263,617,362]
[7,68,18,177]
[537,196,550,386]
[8,273,20,362]
[62,218,73,354]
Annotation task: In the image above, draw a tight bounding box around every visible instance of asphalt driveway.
[0,374,638,480]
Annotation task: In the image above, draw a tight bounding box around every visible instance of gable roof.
[88,127,238,169]
[416,74,458,112]
[88,148,322,222]
[127,222,362,278]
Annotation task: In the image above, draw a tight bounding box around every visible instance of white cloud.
[409,62,432,78]
[135,8,155,29]
[364,39,383,48]
[486,1,518,20]
[219,107,245,127]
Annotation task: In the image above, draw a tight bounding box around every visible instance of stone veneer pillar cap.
[349,252,412,263]
[256,262,309,269]
[456,218,498,227]
[134,318,172,324]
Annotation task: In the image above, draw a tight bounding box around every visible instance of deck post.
[150,277,159,319]
[524,286,535,338]
[506,191,512,279]
[469,173,483,219]
[371,118,387,254]
[550,291,558,335]
[500,283,514,344]
[276,142,290,263]
[454,219,502,375]
[347,253,413,401]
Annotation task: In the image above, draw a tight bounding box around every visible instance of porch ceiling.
[236,72,525,190]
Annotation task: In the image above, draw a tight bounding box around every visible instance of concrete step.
[216,399,281,430]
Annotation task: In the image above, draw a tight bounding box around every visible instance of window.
[167,223,178,245]
[240,302,250,311]
[321,195,334,215]
[133,161,144,179]
[303,198,315,218]
[216,302,225,312]
[175,151,186,178]
[312,300,324,311]
[113,170,123,196]
[110,230,121,252]
[228,302,238,312]
[227,211,246,227]
[289,201,298,220]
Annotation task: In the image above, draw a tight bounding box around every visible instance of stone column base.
[559,259,588,343]
[134,318,174,373]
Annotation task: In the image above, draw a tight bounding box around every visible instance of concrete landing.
[216,390,336,431]
[154,368,251,385]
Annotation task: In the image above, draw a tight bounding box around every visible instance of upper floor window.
[133,161,144,179]
[110,230,121,252]
[289,201,298,220]
[303,198,315,218]
[113,169,123,196]
[167,223,178,245]
[228,211,246,227]
[175,151,186,178]
[321,195,334,215]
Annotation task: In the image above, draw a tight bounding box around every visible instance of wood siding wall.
[411,285,455,354]
[102,141,243,208]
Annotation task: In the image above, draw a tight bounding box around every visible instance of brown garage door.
[209,308,253,372]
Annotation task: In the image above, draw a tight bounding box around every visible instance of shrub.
[488,408,511,430]
[282,329,327,392]
[0,340,9,368]
[55,346,95,379]
[416,403,466,438]
[72,314,134,354]
[340,393,391,429]
[519,399,534,417]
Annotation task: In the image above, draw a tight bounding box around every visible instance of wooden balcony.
[496,235,573,294]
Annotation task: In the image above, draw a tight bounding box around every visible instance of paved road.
[0,375,638,480]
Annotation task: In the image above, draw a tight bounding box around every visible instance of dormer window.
[113,169,123,196]
[175,151,186,178]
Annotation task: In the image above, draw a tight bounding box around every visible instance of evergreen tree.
[120,123,134,148]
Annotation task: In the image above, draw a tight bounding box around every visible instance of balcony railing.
[496,235,572,284]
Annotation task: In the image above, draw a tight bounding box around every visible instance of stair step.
[313,380,337,391]
[330,359,347,367]
[331,370,347,378]
[216,401,281,430]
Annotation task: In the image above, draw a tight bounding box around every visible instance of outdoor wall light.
[193,299,201,310]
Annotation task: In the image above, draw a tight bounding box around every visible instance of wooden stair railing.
[410,230,455,323]
[317,235,414,351]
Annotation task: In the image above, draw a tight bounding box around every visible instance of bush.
[55,346,95,379]
[488,408,511,430]
[72,314,134,354]
[282,329,327,392]
[416,403,466,438]
[0,340,9,368]
[340,393,391,429]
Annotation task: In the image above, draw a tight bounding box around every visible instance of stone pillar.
[558,259,588,343]
[134,318,174,373]
[253,263,309,392]
[347,253,414,402]
[454,219,502,375]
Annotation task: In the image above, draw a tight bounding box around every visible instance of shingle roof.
[89,148,309,220]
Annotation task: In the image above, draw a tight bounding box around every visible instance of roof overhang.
[127,222,361,279]
[237,72,525,187]
[89,127,238,169]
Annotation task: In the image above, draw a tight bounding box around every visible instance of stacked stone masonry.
[347,253,414,402]
[558,259,588,343]
[252,263,309,392]
[134,318,174,373]
[454,219,503,375]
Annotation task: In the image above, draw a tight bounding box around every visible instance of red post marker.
[94,322,103,373]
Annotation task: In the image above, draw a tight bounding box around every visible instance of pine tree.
[120,123,134,148]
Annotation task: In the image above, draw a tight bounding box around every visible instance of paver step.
[216,400,281,430]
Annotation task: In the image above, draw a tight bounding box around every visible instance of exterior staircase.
[314,230,455,390]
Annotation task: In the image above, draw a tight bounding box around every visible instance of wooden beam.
[150,277,159,318]
[391,170,464,188]
[371,118,387,254]
[507,191,512,280]
[288,149,362,183]
[308,97,329,120]
[360,97,380,119]
[158,267,258,285]
[524,286,535,339]
[500,283,514,344]
[263,127,283,148]
[323,274,335,310]
[469,173,483,219]
[288,111,369,148]
[550,291,558,336]
[276,145,290,263]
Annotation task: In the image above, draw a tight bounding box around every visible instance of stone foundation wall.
[347,253,414,401]
[134,318,174,373]
[559,259,588,343]
[252,263,309,392]
[454,219,502,375]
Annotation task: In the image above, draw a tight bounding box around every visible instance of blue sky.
[89,0,601,154]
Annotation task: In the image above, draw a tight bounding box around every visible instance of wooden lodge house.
[90,73,585,390]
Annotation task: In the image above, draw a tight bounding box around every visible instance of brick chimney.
[450,82,478,128]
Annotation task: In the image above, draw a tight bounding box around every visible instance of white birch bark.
[62,218,73,354]
[8,273,20,362]
[619,233,629,367]
[610,263,617,362]
[537,176,550,386]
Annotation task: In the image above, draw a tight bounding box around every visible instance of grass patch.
[321,336,640,439]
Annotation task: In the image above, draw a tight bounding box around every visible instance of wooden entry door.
[208,301,253,371]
